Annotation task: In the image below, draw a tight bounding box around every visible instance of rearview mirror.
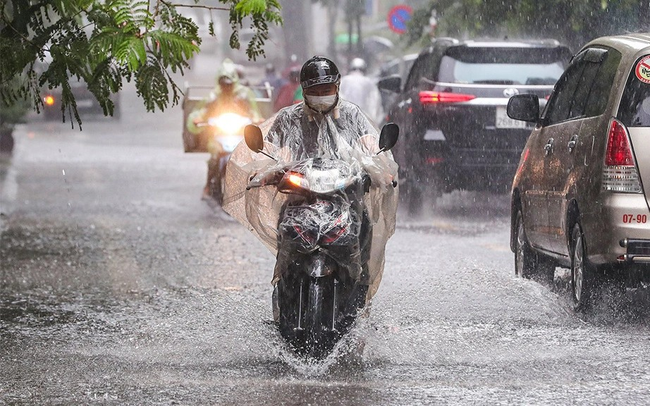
[244,124,264,152]
[507,94,540,123]
[378,123,399,153]
[376,75,402,93]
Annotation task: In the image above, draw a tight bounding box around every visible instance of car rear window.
[438,47,569,85]
[618,55,650,127]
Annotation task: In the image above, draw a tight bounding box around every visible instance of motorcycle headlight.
[208,113,251,135]
[308,168,343,193]
[289,169,349,193]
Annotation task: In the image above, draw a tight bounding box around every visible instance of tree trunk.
[326,1,340,57]
[281,0,310,63]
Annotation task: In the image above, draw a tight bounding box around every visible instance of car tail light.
[419,91,476,104]
[425,157,444,165]
[602,118,642,193]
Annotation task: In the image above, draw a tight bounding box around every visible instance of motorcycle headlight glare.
[209,113,251,135]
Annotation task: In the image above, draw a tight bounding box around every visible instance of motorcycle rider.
[223,55,398,307]
[273,65,302,112]
[187,58,262,200]
[339,57,384,124]
[258,63,287,105]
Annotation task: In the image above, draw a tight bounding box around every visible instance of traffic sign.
[387,5,413,35]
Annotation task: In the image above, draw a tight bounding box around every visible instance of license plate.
[495,106,528,129]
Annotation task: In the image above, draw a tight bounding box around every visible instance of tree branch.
[159,1,230,12]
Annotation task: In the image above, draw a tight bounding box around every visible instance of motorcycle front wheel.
[208,166,224,205]
[278,274,336,359]
[304,277,336,359]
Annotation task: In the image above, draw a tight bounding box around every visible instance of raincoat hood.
[216,58,240,84]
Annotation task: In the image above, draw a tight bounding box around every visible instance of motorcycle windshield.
[223,100,399,299]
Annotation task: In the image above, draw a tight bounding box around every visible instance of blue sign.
[387,5,412,34]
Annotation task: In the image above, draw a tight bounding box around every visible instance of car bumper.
[417,142,522,190]
[585,193,650,265]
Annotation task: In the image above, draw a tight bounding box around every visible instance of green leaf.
[0,0,283,128]
[235,0,267,15]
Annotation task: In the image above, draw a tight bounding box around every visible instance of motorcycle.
[243,123,399,359]
[197,112,252,204]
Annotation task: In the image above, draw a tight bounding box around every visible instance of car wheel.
[570,223,596,311]
[514,209,555,284]
[514,209,536,278]
[0,131,14,153]
[399,176,423,216]
[407,185,423,215]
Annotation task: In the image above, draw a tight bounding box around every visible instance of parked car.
[377,37,572,213]
[374,53,417,115]
[42,77,121,121]
[375,53,418,81]
[507,32,650,311]
[34,54,121,121]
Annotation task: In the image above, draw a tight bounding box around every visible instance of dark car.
[35,55,121,121]
[42,77,121,121]
[377,37,572,212]
[508,33,650,311]
[374,53,418,114]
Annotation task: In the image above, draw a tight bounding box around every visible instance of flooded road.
[2,81,650,405]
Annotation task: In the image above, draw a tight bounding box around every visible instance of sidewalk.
[0,143,18,234]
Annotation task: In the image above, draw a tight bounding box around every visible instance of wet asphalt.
[2,67,650,405]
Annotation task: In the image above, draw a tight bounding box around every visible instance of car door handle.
[567,134,578,152]
[544,138,554,156]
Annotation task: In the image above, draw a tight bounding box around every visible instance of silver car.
[507,33,650,311]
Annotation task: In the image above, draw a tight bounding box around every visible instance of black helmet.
[300,56,340,89]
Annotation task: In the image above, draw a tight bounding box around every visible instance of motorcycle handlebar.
[246,169,285,190]
[246,170,397,191]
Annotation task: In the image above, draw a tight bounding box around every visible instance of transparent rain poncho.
[222,99,398,300]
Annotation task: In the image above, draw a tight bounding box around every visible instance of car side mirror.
[377,75,402,93]
[244,124,264,152]
[507,94,540,123]
[378,123,399,153]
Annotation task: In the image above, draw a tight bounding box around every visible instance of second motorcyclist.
[187,58,262,200]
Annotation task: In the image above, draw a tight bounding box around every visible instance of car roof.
[586,33,650,55]
[432,37,566,48]
[417,37,570,58]
[458,39,564,48]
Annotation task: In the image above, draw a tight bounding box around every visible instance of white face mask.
[305,94,337,112]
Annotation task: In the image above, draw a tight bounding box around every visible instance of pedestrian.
[258,63,287,104]
[339,57,384,124]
